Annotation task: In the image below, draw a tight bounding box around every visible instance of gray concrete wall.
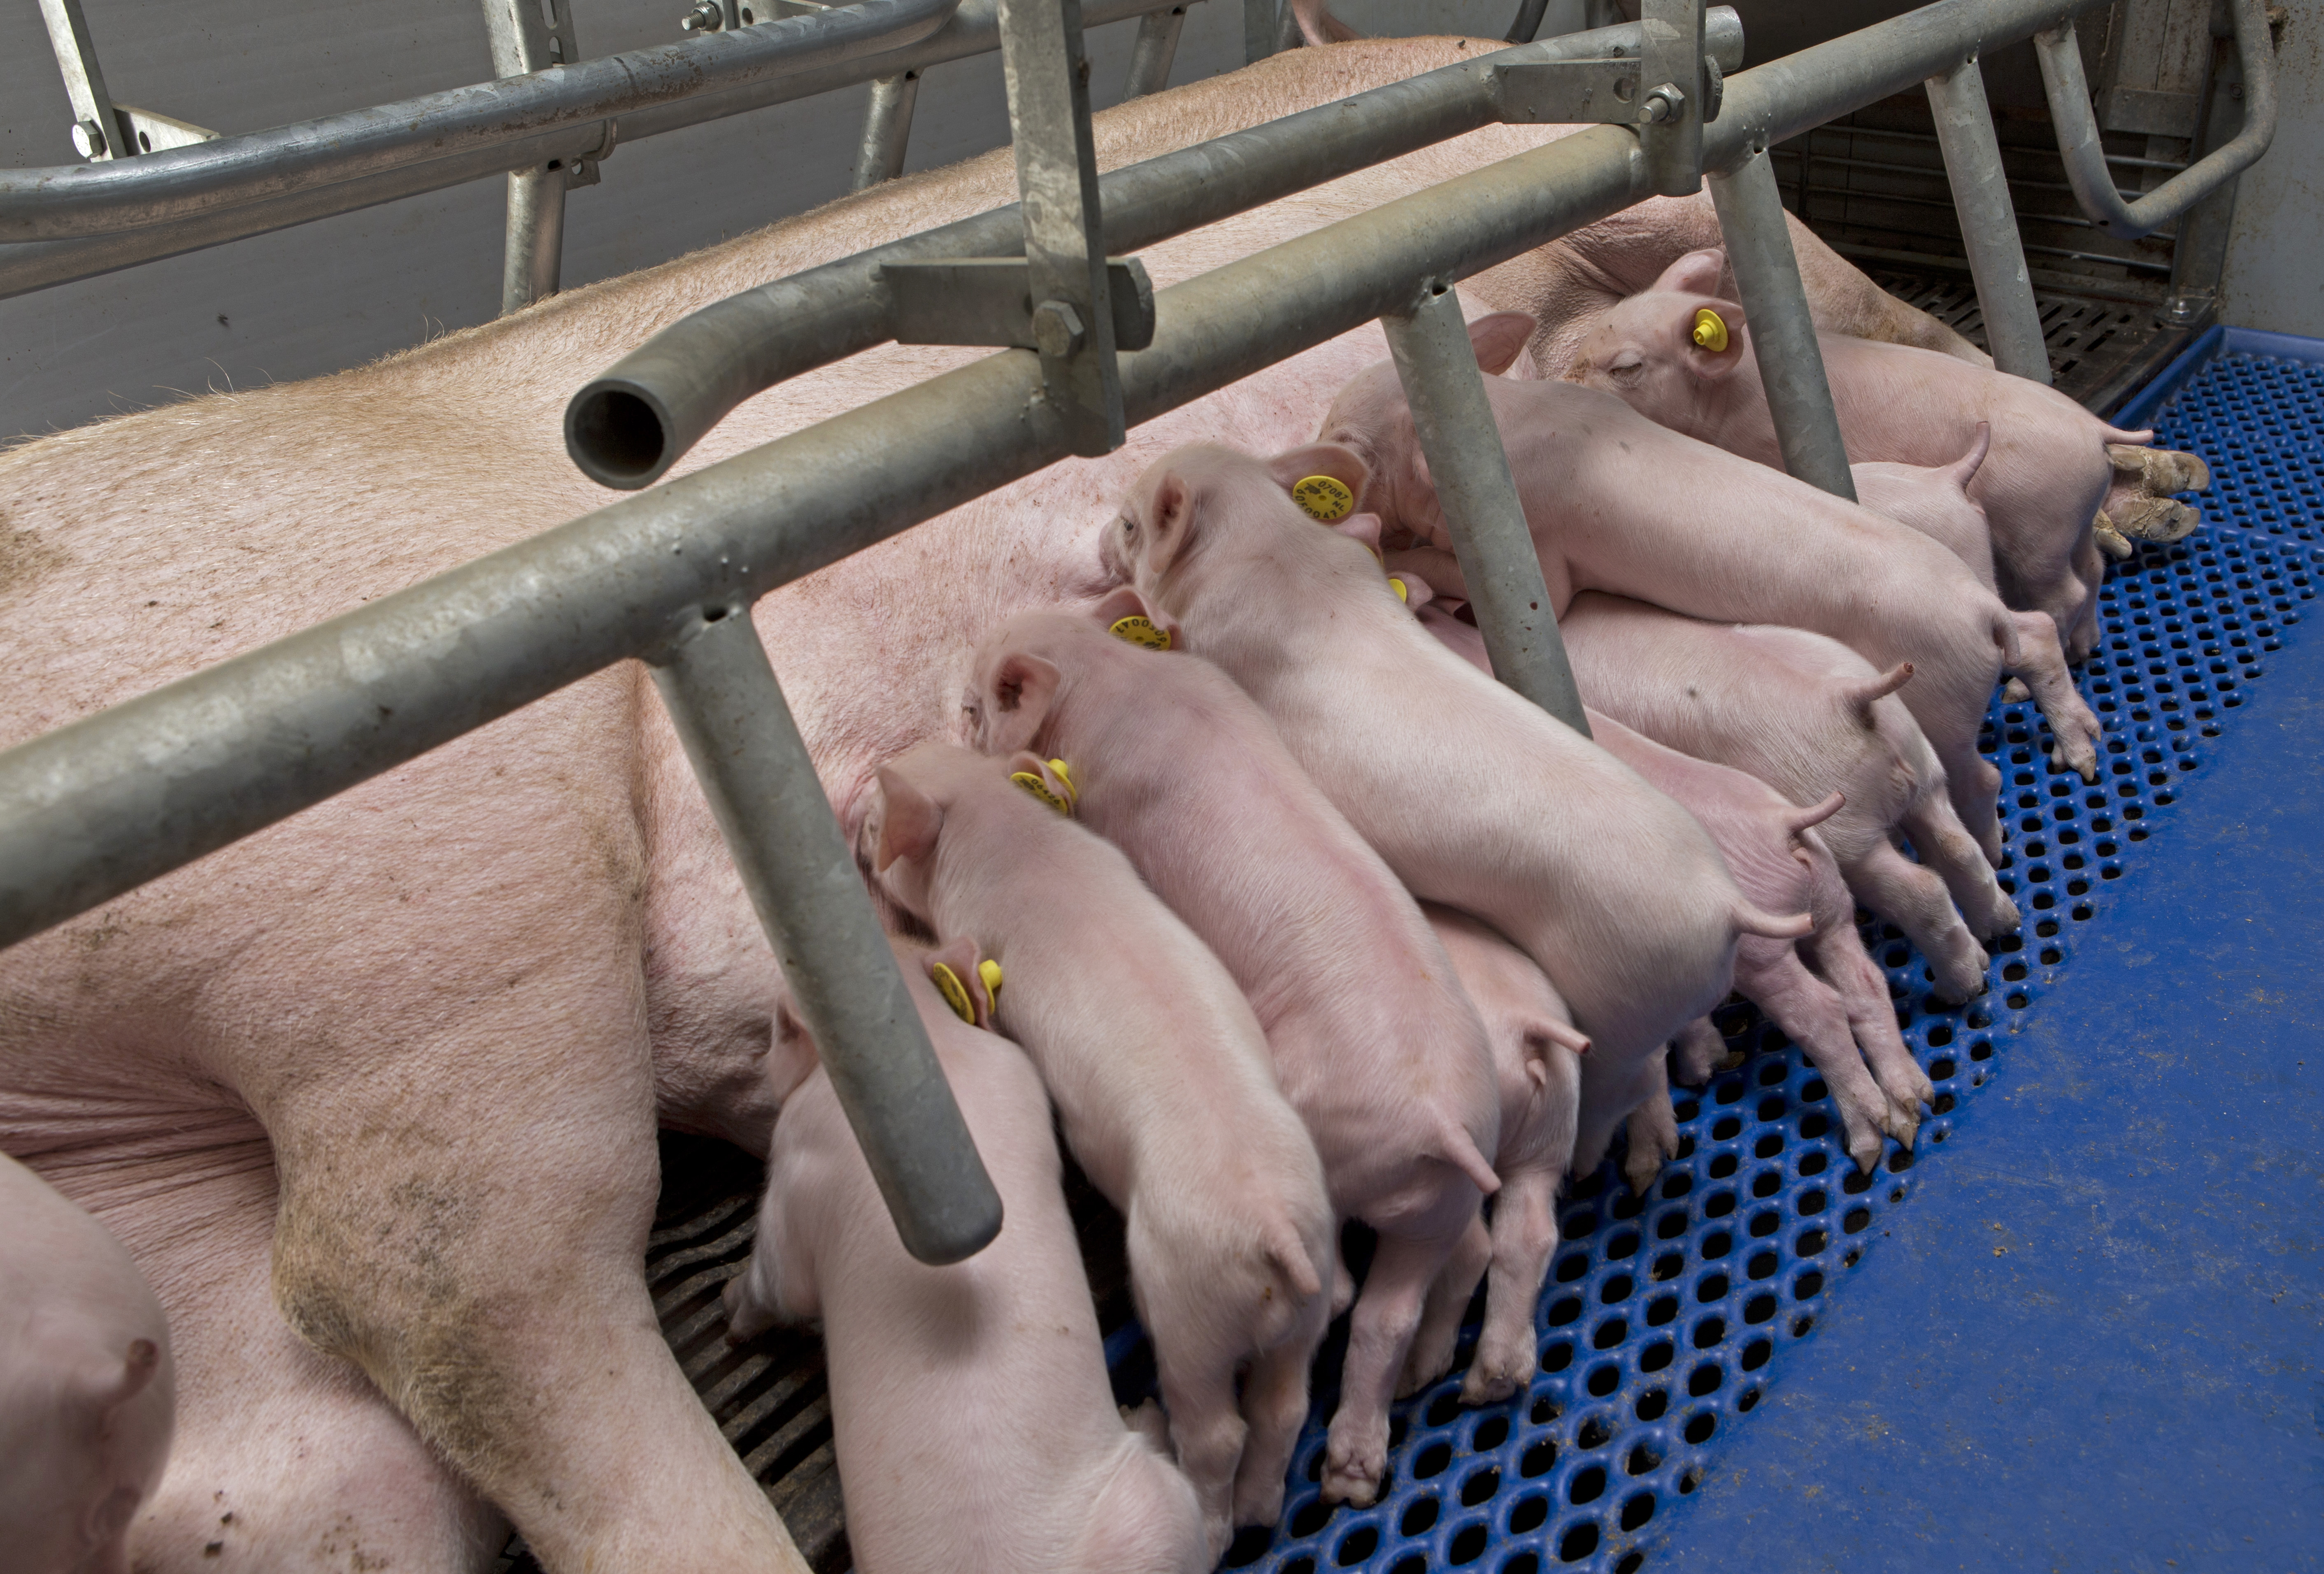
[0,0,1556,444]
[2219,12,2323,338]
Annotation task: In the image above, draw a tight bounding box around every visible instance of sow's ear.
[1090,584,1182,651]
[1654,246,1729,296]
[1267,443,1370,509]
[984,651,1061,755]
[1467,311,1540,377]
[872,765,943,873]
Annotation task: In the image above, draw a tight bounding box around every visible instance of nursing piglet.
[1400,906,1587,1406]
[1563,248,2209,658]
[1103,444,1806,1218]
[1414,594,1931,1173]
[1558,592,2018,1003]
[1321,310,2019,859]
[861,743,1335,1540]
[961,598,1500,1510]
[1,1151,174,1574]
[1852,428,2103,780]
[724,942,1207,1574]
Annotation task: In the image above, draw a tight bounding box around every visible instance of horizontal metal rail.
[0,0,961,243]
[0,0,2144,960]
[563,11,1750,489]
[2035,0,2277,240]
[0,0,1189,302]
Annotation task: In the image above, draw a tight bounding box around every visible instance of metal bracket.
[1496,54,1722,125]
[40,0,219,162]
[996,0,1124,457]
[1637,0,1707,197]
[567,117,615,189]
[885,257,1155,350]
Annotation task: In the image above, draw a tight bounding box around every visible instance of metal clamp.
[1496,52,1723,125]
[40,0,219,163]
[1638,0,1708,196]
[995,0,1124,457]
[885,256,1155,349]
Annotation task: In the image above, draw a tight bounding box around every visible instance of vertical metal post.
[1273,0,1305,51]
[1243,0,1277,64]
[650,604,1005,1267]
[1384,282,1590,737]
[1707,142,1857,502]
[1925,55,2051,384]
[1637,0,1706,198]
[2161,29,2247,329]
[484,0,577,315]
[1122,5,1186,100]
[996,0,1124,457]
[850,71,921,190]
[1504,0,1552,46]
[38,0,126,161]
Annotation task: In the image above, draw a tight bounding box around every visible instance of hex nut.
[71,118,107,159]
[1031,300,1086,359]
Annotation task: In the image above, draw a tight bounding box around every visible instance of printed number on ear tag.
[1010,772,1073,817]
[929,962,975,1024]
[1691,307,1730,353]
[1109,614,1172,651]
[1291,475,1355,522]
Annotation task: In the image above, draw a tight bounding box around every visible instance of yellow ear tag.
[1045,758,1077,807]
[1391,576,1409,603]
[1011,771,1073,817]
[1109,614,1172,651]
[1291,475,1355,522]
[977,958,1003,1008]
[1691,307,1730,353]
[929,962,975,1024]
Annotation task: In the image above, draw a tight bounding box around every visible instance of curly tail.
[1438,1126,1503,1198]
[1784,790,1845,837]
[1735,902,1815,942]
[1839,660,1914,722]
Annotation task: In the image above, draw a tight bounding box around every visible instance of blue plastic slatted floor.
[1127,327,2324,1574]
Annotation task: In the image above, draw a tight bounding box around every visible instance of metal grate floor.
[564,332,2322,1574]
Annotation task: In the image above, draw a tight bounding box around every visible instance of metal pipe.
[2033,0,2276,241]
[0,0,1189,303]
[0,0,965,243]
[1707,141,1856,501]
[565,12,1747,488]
[1505,0,1550,46]
[650,606,1004,1265]
[501,167,567,312]
[1925,55,2048,382]
[851,71,922,190]
[1243,0,1276,63]
[1382,281,1588,734]
[1121,4,1186,99]
[1776,121,2190,174]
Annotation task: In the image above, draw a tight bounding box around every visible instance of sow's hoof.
[2109,443,2211,494]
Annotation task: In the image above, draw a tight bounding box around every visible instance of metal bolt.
[1031,300,1086,358]
[1640,82,1686,124]
[70,118,107,158]
[679,0,723,30]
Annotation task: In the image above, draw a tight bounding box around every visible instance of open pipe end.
[567,380,677,490]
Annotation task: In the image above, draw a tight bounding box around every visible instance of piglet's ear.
[1090,584,1182,652]
[1654,246,1729,296]
[1139,472,1196,577]
[872,765,943,874]
[984,651,1061,755]
[1387,571,1433,609]
[923,936,995,1029]
[1003,751,1077,818]
[1467,311,1539,377]
[1267,443,1370,514]
[1331,511,1385,558]
[1682,298,1750,381]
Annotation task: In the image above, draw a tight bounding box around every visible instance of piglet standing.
[1320,310,2020,861]
[1,1151,175,1574]
[1103,443,1806,1231]
[1400,905,1587,1406]
[725,941,1209,1574]
[1561,248,2208,659]
[861,744,1335,1538]
[1556,592,2018,1004]
[1852,428,2105,780]
[962,596,1502,1508]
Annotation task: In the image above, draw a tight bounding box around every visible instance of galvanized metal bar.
[1383,281,1589,735]
[2159,28,2249,330]
[0,0,1191,304]
[1121,4,1186,99]
[1505,0,1550,46]
[38,0,126,161]
[1924,54,2049,383]
[566,11,1747,487]
[1243,0,1277,64]
[2033,0,2276,242]
[1706,140,1856,501]
[0,0,966,243]
[851,71,923,189]
[484,0,577,314]
[1637,0,1707,197]
[650,605,1004,1265]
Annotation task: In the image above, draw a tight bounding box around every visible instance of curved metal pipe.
[0,0,961,242]
[2033,0,2277,241]
[564,11,1745,488]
